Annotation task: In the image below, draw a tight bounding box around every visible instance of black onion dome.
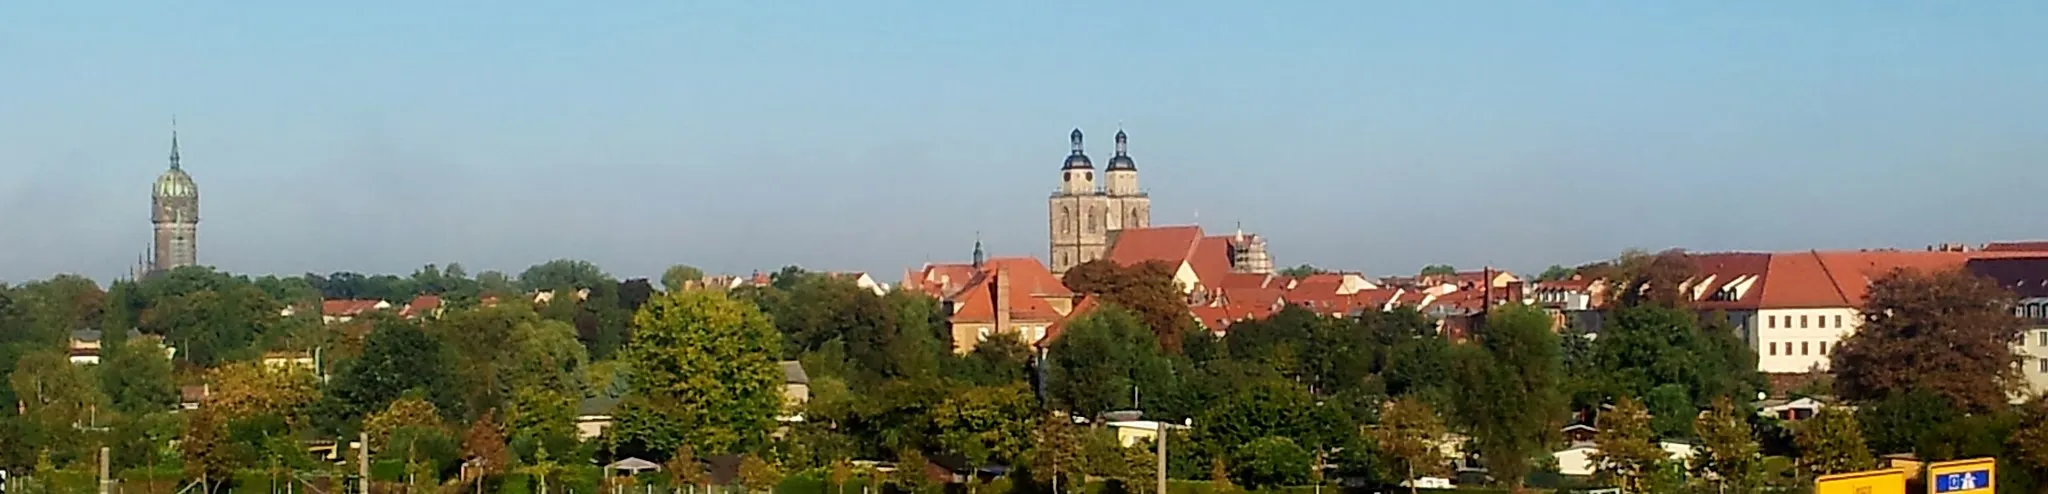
[1062,128,1093,169]
[1106,154,1135,171]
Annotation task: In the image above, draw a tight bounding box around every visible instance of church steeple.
[972,233,986,268]
[168,118,182,170]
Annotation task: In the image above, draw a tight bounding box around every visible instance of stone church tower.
[1048,128,1149,275]
[150,124,200,273]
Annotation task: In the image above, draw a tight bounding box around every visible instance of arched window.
[1089,209,1103,233]
[1060,206,1074,234]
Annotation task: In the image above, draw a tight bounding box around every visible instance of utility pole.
[1155,425,1167,494]
[358,432,370,494]
[98,447,110,494]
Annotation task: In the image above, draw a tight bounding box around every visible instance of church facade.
[145,124,200,275]
[1047,129,1150,276]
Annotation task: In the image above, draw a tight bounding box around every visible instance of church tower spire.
[972,233,986,269]
[169,117,182,170]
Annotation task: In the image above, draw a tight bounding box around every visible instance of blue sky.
[4,1,2046,283]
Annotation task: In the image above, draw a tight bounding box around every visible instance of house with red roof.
[399,295,443,319]
[320,299,391,324]
[903,253,1079,354]
[1659,249,2048,376]
[1101,225,1275,295]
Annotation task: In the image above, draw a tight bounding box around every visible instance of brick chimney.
[994,266,1012,337]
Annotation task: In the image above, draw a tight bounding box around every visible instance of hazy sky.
[4,2,2046,284]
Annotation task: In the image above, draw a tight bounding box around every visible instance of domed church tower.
[1101,129,1149,232]
[150,122,200,273]
[1048,129,1111,275]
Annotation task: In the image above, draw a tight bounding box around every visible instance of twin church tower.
[1047,128,1150,275]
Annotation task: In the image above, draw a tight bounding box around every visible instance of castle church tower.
[1048,128,1149,276]
[150,122,200,273]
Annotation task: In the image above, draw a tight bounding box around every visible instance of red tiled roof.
[321,299,386,317]
[400,295,442,318]
[1685,252,1773,310]
[1106,226,1205,270]
[1751,251,1968,309]
[946,257,1070,323]
[1189,301,1278,332]
[1187,236,1238,287]
[1216,273,1282,290]
[904,263,986,299]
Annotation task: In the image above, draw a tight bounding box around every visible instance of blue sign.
[1933,470,1992,493]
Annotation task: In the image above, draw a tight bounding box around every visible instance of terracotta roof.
[1534,278,1595,291]
[1186,236,1238,286]
[1216,273,1283,290]
[946,257,1070,323]
[399,295,442,318]
[1684,252,1773,310]
[903,263,986,299]
[1189,301,1277,332]
[1105,226,1205,270]
[1756,251,1970,309]
[321,299,386,317]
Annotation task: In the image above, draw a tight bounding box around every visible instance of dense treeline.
[2,252,2047,493]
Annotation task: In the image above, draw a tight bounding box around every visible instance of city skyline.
[4,2,2047,283]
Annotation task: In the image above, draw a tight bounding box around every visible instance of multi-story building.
[1965,255,2048,397]
[902,242,1079,354]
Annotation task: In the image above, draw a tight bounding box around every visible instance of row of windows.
[1767,340,1830,356]
[2018,303,2048,320]
[1766,314,1845,330]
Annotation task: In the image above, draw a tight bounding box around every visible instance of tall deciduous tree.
[1450,304,1566,492]
[459,413,513,487]
[612,291,784,457]
[1062,260,1195,353]
[1374,396,1449,494]
[100,338,177,415]
[518,259,614,291]
[325,316,457,426]
[1794,407,1873,476]
[1691,397,1762,493]
[1590,396,1665,493]
[1043,307,1178,419]
[931,382,1041,465]
[1833,268,2025,413]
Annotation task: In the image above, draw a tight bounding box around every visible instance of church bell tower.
[150,121,201,273]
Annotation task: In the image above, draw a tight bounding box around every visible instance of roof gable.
[1106,226,1205,268]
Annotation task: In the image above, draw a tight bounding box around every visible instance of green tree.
[1590,396,1665,493]
[1028,417,1084,493]
[143,284,278,366]
[519,259,615,291]
[931,382,1041,465]
[1537,265,1575,281]
[662,265,707,292]
[667,445,711,493]
[1044,306,1180,419]
[1593,305,1761,437]
[1278,264,1328,277]
[1374,396,1449,494]
[1691,397,1762,493]
[612,291,784,456]
[364,396,445,451]
[99,338,178,415]
[1418,265,1457,277]
[1794,407,1874,476]
[1450,304,1566,492]
[1834,268,2025,413]
[1230,436,1312,489]
[324,317,457,427]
